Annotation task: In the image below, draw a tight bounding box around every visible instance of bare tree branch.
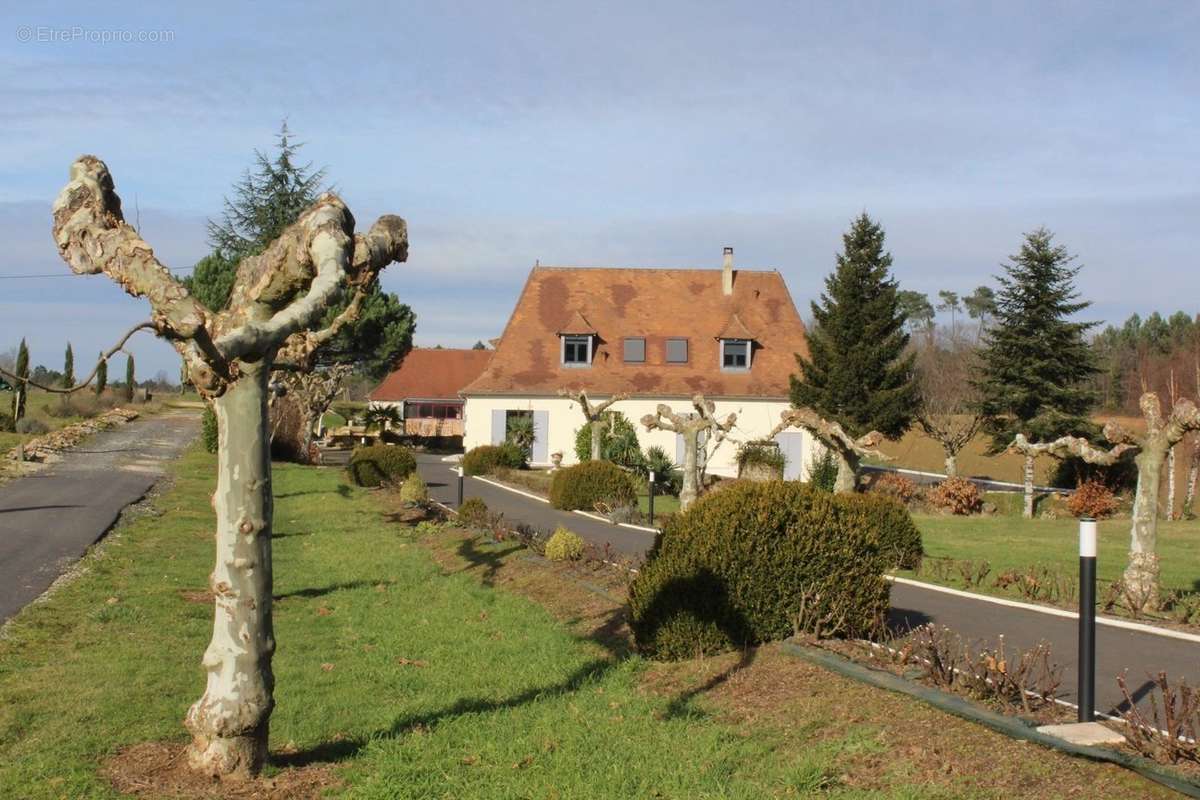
[0,321,154,395]
[767,407,891,462]
[1007,433,1136,464]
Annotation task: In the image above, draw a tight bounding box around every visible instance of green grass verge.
[907,514,1200,594]
[1,447,943,798]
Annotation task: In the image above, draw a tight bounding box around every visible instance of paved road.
[0,412,199,623]
[418,454,1199,717]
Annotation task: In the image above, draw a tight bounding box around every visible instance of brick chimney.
[722,246,734,296]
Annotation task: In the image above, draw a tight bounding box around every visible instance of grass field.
[907,513,1200,595]
[0,448,1174,798]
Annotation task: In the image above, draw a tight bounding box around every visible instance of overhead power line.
[0,266,196,280]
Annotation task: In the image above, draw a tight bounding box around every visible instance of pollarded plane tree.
[46,155,408,779]
[269,363,353,459]
[641,395,736,509]
[1009,391,1200,609]
[914,344,983,478]
[765,407,891,494]
[559,388,629,460]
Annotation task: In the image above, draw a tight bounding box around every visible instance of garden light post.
[1078,517,1097,723]
[648,470,656,526]
[456,466,464,507]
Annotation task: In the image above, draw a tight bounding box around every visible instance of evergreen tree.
[975,228,1097,449]
[472,340,488,350]
[974,229,1097,517]
[124,354,136,401]
[95,354,107,397]
[12,338,29,421]
[63,342,74,387]
[790,213,918,488]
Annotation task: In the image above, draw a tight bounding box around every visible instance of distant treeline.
[1090,311,1200,414]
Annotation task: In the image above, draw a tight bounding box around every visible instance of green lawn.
[0,449,1176,798]
[907,513,1200,594]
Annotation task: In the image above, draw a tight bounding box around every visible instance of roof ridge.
[532,265,779,274]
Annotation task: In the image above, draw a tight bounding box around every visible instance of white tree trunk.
[1124,444,1164,611]
[1021,454,1035,519]
[944,452,958,478]
[679,430,699,510]
[1185,441,1199,519]
[1166,445,1177,521]
[185,362,276,778]
[589,419,603,461]
[833,450,859,494]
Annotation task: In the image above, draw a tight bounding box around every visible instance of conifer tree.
[95,353,107,397]
[12,338,29,421]
[124,354,136,402]
[974,228,1097,517]
[63,343,74,387]
[790,213,918,489]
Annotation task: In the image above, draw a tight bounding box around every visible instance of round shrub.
[629,481,912,660]
[928,476,982,515]
[347,444,416,488]
[548,460,638,511]
[399,473,429,505]
[545,526,585,561]
[462,443,526,476]
[870,472,919,506]
[842,493,923,570]
[457,497,490,528]
[15,417,49,435]
[1066,479,1119,519]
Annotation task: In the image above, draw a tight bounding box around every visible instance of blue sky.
[2,2,1198,377]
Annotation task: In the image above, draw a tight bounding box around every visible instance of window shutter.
[491,409,506,445]
[532,410,549,464]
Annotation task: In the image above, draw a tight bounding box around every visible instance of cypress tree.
[13,338,29,421]
[790,213,918,486]
[63,343,74,388]
[95,353,107,397]
[974,228,1098,516]
[124,354,136,401]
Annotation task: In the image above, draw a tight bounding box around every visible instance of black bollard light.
[456,466,465,507]
[647,470,656,527]
[1078,517,1097,722]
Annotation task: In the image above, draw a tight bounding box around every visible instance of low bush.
[735,441,786,479]
[462,443,526,476]
[573,411,639,465]
[456,497,490,528]
[548,460,638,511]
[399,473,429,505]
[629,481,910,660]
[15,418,49,435]
[1065,479,1119,519]
[870,472,919,505]
[808,449,839,492]
[201,406,218,454]
[928,476,982,515]
[544,527,585,561]
[845,493,923,570]
[347,444,416,488]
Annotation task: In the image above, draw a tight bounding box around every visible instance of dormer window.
[721,339,751,371]
[562,334,593,366]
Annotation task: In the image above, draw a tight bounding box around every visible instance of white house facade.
[460,250,817,479]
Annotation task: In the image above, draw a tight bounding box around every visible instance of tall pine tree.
[974,228,1097,516]
[63,343,74,388]
[124,354,136,402]
[790,213,918,489]
[12,338,29,421]
[95,354,107,397]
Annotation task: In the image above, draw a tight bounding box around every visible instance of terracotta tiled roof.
[370,348,493,402]
[716,312,755,341]
[461,266,809,399]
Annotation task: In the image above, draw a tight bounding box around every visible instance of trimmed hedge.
[462,443,526,476]
[548,460,638,511]
[843,493,923,570]
[629,480,921,660]
[347,444,416,488]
